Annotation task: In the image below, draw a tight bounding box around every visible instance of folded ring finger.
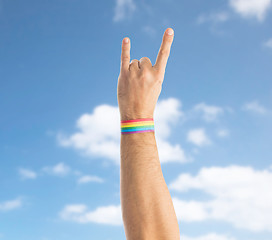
[129,59,140,72]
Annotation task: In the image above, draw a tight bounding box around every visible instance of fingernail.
[124,38,129,43]
[167,28,174,35]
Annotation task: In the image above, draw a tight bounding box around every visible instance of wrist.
[120,113,154,122]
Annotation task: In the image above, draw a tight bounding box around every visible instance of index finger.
[154,28,174,72]
[120,37,131,72]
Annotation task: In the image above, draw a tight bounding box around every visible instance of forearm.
[120,131,180,240]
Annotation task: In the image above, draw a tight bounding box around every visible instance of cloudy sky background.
[0,0,272,239]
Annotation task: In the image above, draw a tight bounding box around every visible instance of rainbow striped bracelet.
[121,118,155,135]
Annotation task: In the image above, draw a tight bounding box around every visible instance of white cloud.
[170,165,272,232]
[154,98,190,163]
[113,0,136,22]
[264,38,272,48]
[217,129,230,138]
[77,175,104,184]
[58,98,190,164]
[187,128,211,147]
[193,103,224,122]
[197,12,229,24]
[42,162,70,176]
[229,0,272,21]
[59,204,122,226]
[73,170,82,176]
[57,104,121,164]
[18,168,37,179]
[181,233,236,240]
[172,199,208,222]
[0,198,22,211]
[243,100,268,114]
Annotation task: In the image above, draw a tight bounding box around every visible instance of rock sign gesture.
[117,28,174,121]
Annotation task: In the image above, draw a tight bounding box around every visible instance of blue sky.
[0,0,272,239]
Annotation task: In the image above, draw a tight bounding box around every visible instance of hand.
[117,28,174,121]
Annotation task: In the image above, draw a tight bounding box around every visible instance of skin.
[117,28,180,240]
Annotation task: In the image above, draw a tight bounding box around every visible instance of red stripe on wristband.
[121,118,154,123]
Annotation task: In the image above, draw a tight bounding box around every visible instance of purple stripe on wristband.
[121,129,154,135]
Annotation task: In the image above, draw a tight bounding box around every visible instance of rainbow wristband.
[121,118,155,135]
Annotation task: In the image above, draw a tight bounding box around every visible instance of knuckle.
[129,67,139,75]
[140,72,147,79]
[142,67,152,74]
[154,69,164,81]
[122,56,130,62]
[140,57,150,62]
[157,78,163,84]
[159,48,169,56]
[140,70,152,81]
